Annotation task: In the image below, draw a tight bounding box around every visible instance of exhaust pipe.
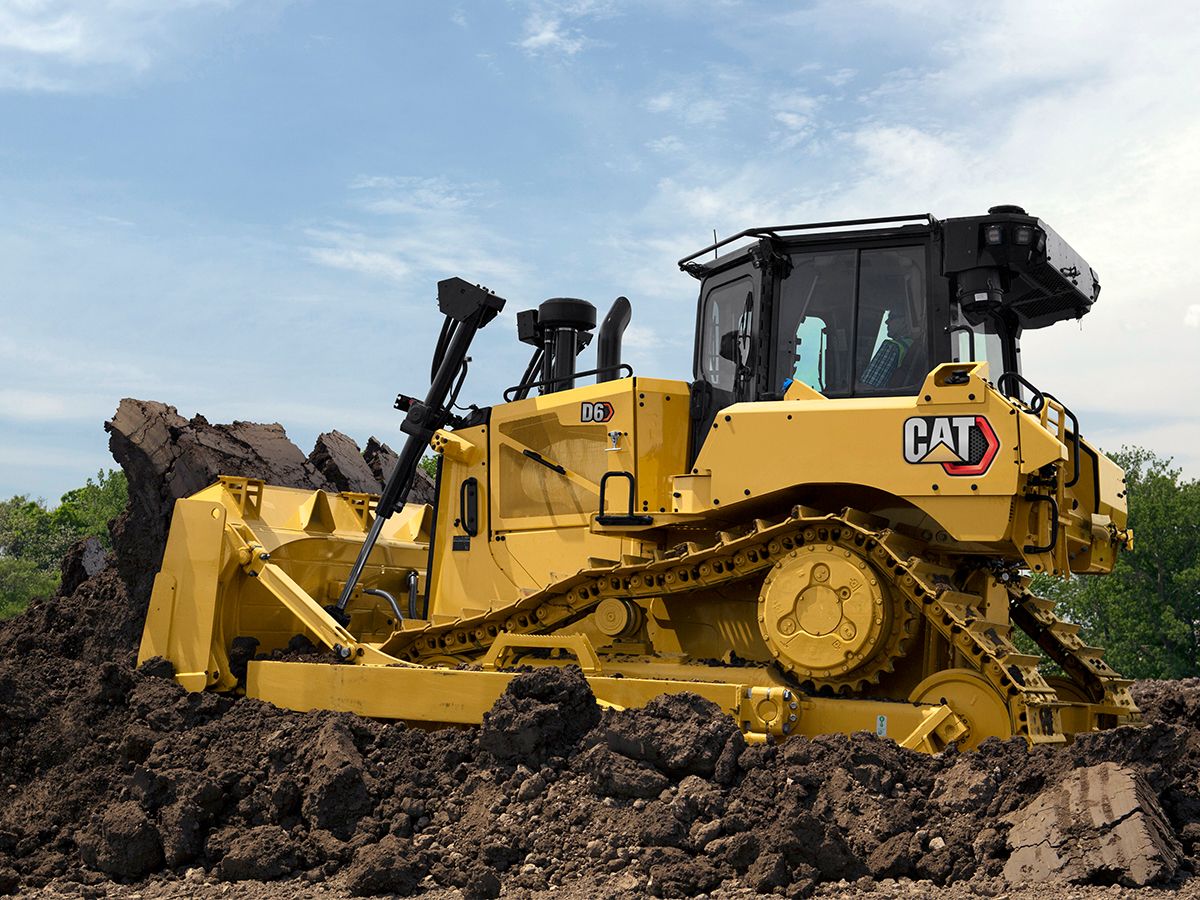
[597,296,631,383]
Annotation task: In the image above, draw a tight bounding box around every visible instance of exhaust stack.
[597,296,631,383]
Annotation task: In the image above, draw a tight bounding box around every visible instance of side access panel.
[486,377,689,589]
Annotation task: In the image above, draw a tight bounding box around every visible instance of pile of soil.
[2,400,1199,898]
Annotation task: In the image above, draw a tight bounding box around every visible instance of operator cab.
[680,206,1100,458]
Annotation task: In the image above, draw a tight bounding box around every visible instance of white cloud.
[645,92,674,113]
[305,243,411,283]
[519,14,585,56]
[770,91,820,148]
[304,176,527,289]
[646,135,684,154]
[642,70,748,127]
[825,67,855,86]
[514,0,619,57]
[845,125,967,202]
[0,0,254,92]
[0,4,84,56]
[1186,305,1200,328]
[348,175,479,216]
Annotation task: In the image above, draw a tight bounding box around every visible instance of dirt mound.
[310,431,385,495]
[3,399,1200,896]
[1134,678,1200,729]
[103,399,426,616]
[3,622,1200,896]
[363,435,437,505]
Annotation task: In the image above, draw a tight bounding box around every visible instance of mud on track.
[1,400,1197,898]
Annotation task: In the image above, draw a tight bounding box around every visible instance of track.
[381,507,1137,744]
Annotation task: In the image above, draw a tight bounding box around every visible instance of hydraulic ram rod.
[333,277,505,618]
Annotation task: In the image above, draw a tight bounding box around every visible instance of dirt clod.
[78,801,164,880]
[343,835,424,896]
[602,691,745,780]
[214,825,300,882]
[480,665,600,765]
[1004,762,1184,886]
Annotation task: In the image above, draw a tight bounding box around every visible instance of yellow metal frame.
[139,357,1134,752]
[246,658,967,749]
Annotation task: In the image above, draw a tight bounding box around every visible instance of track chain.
[379,508,1129,742]
[1007,581,1139,720]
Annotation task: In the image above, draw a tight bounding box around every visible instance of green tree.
[0,557,59,619]
[1041,447,1200,679]
[52,468,127,542]
[0,495,68,569]
[0,469,127,620]
[418,454,439,480]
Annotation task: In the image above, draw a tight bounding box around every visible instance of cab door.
[689,259,763,462]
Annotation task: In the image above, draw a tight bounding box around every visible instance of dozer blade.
[138,476,431,691]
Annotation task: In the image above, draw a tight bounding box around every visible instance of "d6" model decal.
[581,401,615,423]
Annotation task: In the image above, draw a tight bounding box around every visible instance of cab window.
[776,250,855,394]
[699,273,757,396]
[777,245,927,396]
[950,308,1007,375]
[855,246,927,393]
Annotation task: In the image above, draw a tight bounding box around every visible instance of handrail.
[1040,393,1081,489]
[503,364,633,402]
[996,371,1044,411]
[997,372,1082,492]
[677,214,935,270]
[597,471,653,526]
[1022,493,1060,555]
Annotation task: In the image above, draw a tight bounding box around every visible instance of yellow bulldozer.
[139,206,1137,751]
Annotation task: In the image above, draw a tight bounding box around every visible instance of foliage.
[0,558,59,619]
[1040,447,1200,679]
[418,455,439,480]
[55,468,128,543]
[0,469,127,620]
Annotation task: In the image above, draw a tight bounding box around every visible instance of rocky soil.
[1,400,1199,899]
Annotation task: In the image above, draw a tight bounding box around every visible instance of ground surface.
[2,400,1197,899]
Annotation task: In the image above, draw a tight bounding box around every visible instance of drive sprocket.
[757,541,918,692]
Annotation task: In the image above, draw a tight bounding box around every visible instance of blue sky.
[2,0,1198,501]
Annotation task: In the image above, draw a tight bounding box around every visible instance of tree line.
[1033,447,1200,680]
[0,469,127,619]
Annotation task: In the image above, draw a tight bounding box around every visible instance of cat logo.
[902,415,999,477]
[581,401,615,423]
